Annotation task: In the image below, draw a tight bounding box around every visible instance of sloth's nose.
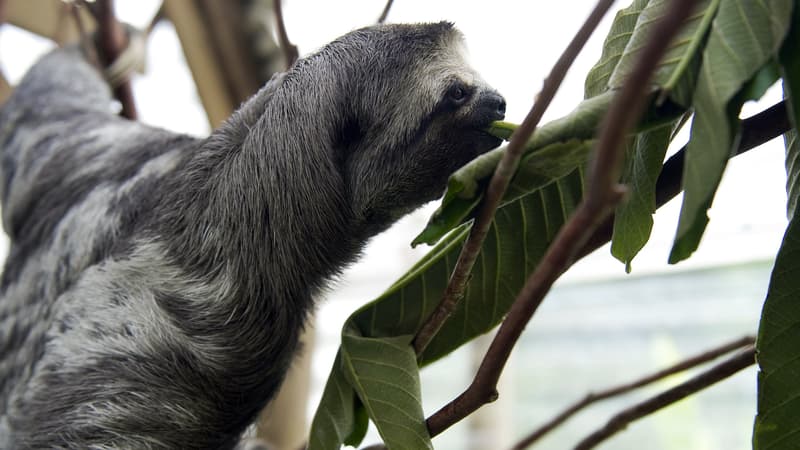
[480,92,506,121]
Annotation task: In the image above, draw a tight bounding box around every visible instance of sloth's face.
[335,23,506,234]
[426,77,507,179]
[389,40,507,205]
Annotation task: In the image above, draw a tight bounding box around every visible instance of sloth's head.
[284,22,505,235]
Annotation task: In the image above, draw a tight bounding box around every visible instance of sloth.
[0,22,505,449]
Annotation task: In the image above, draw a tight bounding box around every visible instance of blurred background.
[0,1,788,449]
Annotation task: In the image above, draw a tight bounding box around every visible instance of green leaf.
[309,171,585,449]
[585,0,719,105]
[787,130,800,219]
[585,0,650,98]
[417,0,717,249]
[414,91,685,247]
[486,121,518,141]
[453,92,613,199]
[781,8,800,138]
[307,352,368,450]
[603,0,720,271]
[310,1,782,445]
[341,334,432,450]
[754,1,800,447]
[611,123,675,272]
[755,134,800,450]
[670,0,793,264]
[782,0,800,219]
[608,0,720,106]
[413,92,613,247]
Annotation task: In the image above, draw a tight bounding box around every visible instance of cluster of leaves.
[307,0,800,448]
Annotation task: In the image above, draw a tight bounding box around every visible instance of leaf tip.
[485,120,519,141]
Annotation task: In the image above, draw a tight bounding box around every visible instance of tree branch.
[573,345,756,450]
[412,0,616,358]
[425,0,700,437]
[512,335,755,449]
[273,0,298,68]
[89,0,138,120]
[377,0,394,24]
[145,4,165,35]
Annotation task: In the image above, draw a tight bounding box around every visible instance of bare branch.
[512,335,755,449]
[425,0,700,437]
[377,0,394,24]
[145,3,165,36]
[573,346,756,450]
[412,0,616,358]
[273,0,298,68]
[89,0,138,120]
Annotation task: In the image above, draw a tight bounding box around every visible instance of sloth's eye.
[447,84,469,104]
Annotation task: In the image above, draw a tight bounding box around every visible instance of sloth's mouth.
[473,129,503,152]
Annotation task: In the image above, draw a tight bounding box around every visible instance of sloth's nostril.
[480,92,506,121]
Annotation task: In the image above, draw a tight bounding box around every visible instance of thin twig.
[273,0,298,68]
[377,0,394,23]
[425,0,699,437]
[90,0,138,119]
[573,346,756,450]
[412,0,616,358]
[145,3,166,36]
[512,335,754,449]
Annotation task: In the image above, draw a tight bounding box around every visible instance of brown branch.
[89,0,138,120]
[425,0,700,438]
[412,0,616,358]
[273,0,298,68]
[573,346,756,450]
[377,0,394,23]
[512,335,755,449]
[145,3,165,36]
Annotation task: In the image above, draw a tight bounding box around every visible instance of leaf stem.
[412,0,616,359]
[512,335,755,449]
[425,0,700,437]
[572,346,756,450]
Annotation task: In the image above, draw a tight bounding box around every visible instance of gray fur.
[0,22,504,449]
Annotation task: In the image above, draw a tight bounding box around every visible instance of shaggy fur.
[0,22,505,449]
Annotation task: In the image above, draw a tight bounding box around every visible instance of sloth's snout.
[475,91,506,123]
